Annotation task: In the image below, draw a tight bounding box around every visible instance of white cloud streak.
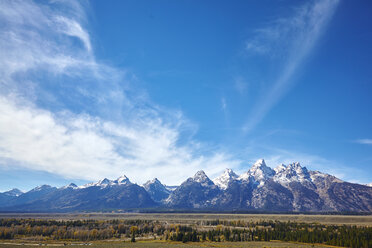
[243,0,339,132]
[55,16,92,52]
[234,77,248,95]
[0,0,240,185]
[221,97,227,111]
[355,139,372,145]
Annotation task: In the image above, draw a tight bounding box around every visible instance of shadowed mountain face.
[0,176,156,212]
[165,171,220,209]
[0,189,23,206]
[1,160,372,212]
[143,178,171,203]
[2,185,57,208]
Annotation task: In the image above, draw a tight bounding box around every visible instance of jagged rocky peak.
[281,162,309,176]
[288,161,307,170]
[147,178,161,185]
[192,170,214,186]
[114,175,131,185]
[251,158,269,169]
[273,162,311,184]
[224,168,238,177]
[143,178,165,189]
[65,183,78,189]
[143,178,170,202]
[81,175,132,188]
[143,178,170,195]
[4,188,23,197]
[193,170,207,182]
[294,162,310,176]
[98,178,111,185]
[248,159,275,182]
[213,168,238,190]
[274,163,286,174]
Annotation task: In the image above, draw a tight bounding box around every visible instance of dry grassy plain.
[0,240,341,248]
[0,213,371,226]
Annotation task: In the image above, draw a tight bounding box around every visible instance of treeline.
[137,209,372,215]
[0,218,371,247]
[0,219,162,241]
[164,221,372,247]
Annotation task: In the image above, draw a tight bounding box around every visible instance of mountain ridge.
[1,159,371,212]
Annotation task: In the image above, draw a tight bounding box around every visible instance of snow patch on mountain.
[62,183,78,189]
[239,159,275,186]
[273,162,311,185]
[143,178,169,193]
[309,170,343,183]
[3,188,23,197]
[213,168,238,190]
[274,164,286,174]
[143,178,171,202]
[114,175,131,185]
[165,186,178,191]
[30,185,53,192]
[192,170,214,187]
[80,175,132,188]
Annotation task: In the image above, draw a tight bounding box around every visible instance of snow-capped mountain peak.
[252,158,266,167]
[143,178,163,189]
[30,185,53,192]
[213,168,238,190]
[98,178,111,185]
[63,183,78,189]
[367,183,372,187]
[238,172,250,181]
[248,159,275,183]
[274,163,286,174]
[193,170,207,182]
[287,162,310,176]
[114,175,131,185]
[143,178,171,203]
[192,170,214,186]
[273,162,311,185]
[149,178,161,184]
[81,175,132,189]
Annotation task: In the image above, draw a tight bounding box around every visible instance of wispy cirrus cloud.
[243,0,339,132]
[355,139,372,145]
[55,16,92,52]
[234,77,248,95]
[221,97,227,111]
[0,0,240,185]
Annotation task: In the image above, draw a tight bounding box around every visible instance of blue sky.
[0,0,372,192]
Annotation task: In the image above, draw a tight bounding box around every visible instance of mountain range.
[1,159,372,212]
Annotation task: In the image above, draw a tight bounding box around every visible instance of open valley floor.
[0,213,371,226]
[0,213,371,247]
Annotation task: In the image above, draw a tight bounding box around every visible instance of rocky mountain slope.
[143,178,171,202]
[1,159,371,212]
